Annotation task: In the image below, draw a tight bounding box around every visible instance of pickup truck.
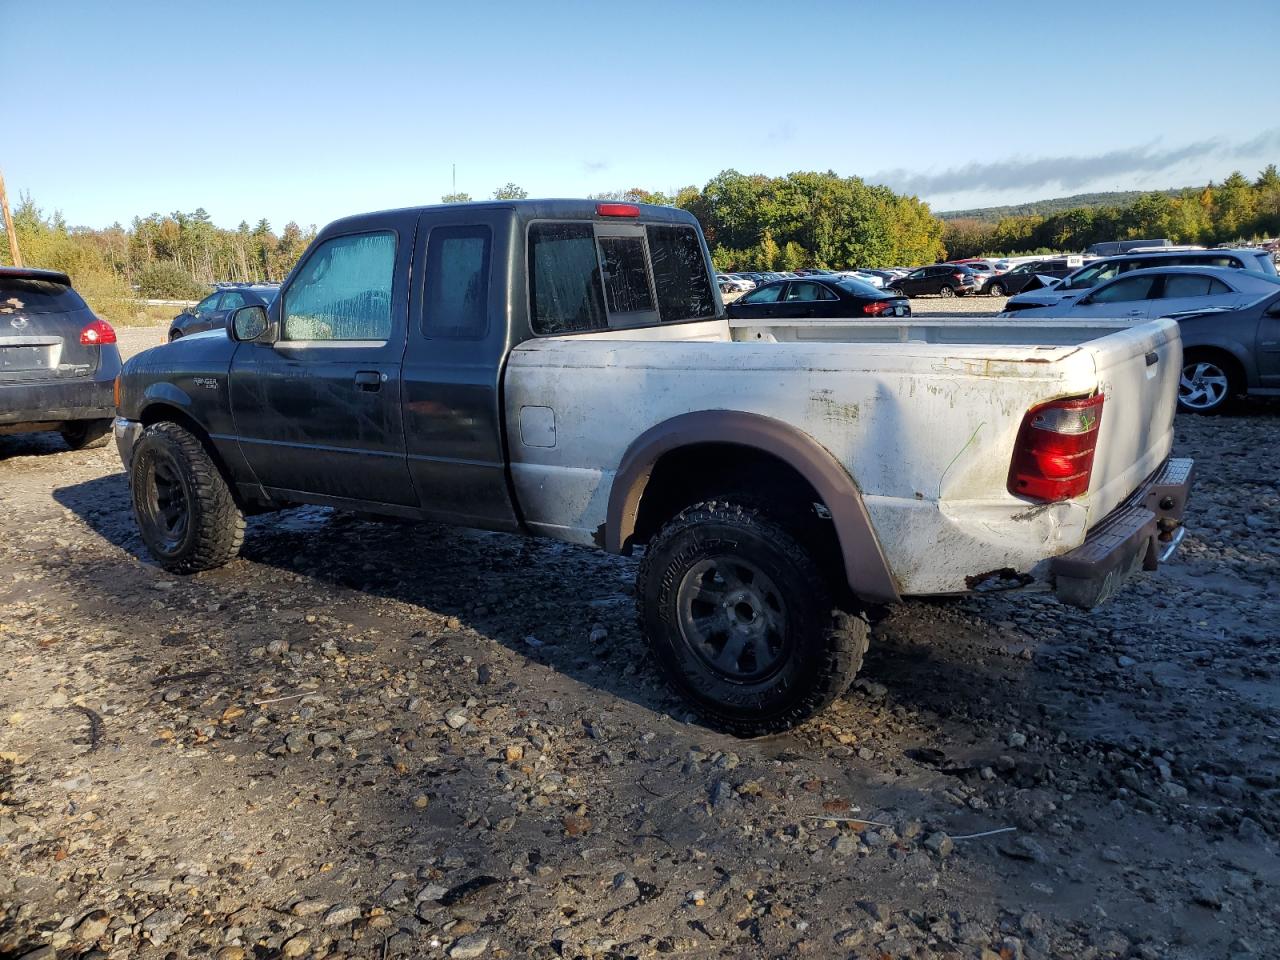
[113,200,1194,735]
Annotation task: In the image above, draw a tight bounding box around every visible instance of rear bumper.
[1052,457,1195,608]
[0,359,118,431]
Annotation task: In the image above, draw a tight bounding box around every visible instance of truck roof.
[321,198,698,237]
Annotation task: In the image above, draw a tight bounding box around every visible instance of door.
[774,280,838,319]
[228,219,419,508]
[1150,272,1243,316]
[188,292,225,334]
[901,268,928,296]
[728,282,785,319]
[1068,273,1161,320]
[401,210,521,530]
[1254,293,1280,385]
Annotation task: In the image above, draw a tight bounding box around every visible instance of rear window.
[647,224,716,322]
[0,278,87,315]
[835,278,882,297]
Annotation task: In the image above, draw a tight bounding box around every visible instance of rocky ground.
[0,325,1276,960]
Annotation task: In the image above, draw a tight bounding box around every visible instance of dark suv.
[891,264,977,298]
[169,284,279,340]
[1,267,122,448]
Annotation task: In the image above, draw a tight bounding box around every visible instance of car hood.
[129,326,236,371]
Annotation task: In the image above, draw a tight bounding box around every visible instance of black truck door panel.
[402,210,520,530]
[228,217,418,508]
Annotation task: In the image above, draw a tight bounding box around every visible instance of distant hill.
[939,188,1186,222]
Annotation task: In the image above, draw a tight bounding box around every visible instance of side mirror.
[229,304,273,343]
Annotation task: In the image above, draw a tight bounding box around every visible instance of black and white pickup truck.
[114,200,1194,734]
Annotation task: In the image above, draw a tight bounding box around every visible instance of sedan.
[725,276,911,322]
[169,283,279,340]
[997,266,1280,322]
[1163,288,1280,414]
[0,267,121,449]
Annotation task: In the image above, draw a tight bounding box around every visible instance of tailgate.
[1084,317,1181,525]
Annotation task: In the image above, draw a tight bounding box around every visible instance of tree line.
[943,166,1280,259]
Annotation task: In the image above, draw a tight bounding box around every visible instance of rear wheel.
[988,282,1005,297]
[939,285,955,298]
[637,499,868,736]
[1178,354,1238,414]
[888,287,905,297]
[130,422,245,572]
[60,419,112,450]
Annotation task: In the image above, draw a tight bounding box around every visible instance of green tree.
[492,183,529,200]
[441,192,472,203]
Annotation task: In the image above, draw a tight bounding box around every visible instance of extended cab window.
[646,224,716,322]
[529,222,608,335]
[283,231,395,341]
[424,225,490,339]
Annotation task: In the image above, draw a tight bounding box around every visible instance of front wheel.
[60,418,112,450]
[130,422,245,572]
[888,287,905,297]
[637,500,868,736]
[1178,356,1237,414]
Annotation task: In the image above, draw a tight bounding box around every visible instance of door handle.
[354,370,383,392]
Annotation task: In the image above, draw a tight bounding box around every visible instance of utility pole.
[0,169,22,268]
[452,163,456,194]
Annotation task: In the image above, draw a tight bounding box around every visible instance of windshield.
[0,278,87,315]
[1060,262,1117,290]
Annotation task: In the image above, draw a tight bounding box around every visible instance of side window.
[423,225,491,339]
[1162,274,1229,298]
[282,231,396,341]
[529,222,608,335]
[1089,275,1159,303]
[220,291,247,311]
[741,283,783,304]
[194,293,222,317]
[597,235,655,316]
[785,282,834,302]
[646,224,716,322]
[907,269,925,280]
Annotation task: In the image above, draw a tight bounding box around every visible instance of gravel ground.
[1,325,1277,960]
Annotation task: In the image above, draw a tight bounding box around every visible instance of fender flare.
[606,410,900,604]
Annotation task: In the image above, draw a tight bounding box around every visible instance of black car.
[985,258,1076,297]
[169,283,279,340]
[726,276,910,321]
[0,267,122,449]
[890,264,978,298]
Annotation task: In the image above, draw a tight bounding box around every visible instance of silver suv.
[1003,248,1277,313]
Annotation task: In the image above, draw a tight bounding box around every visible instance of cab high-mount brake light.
[596,203,640,218]
[1008,394,1105,502]
[79,317,117,345]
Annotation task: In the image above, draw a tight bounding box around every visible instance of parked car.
[726,276,910,321]
[890,264,978,298]
[717,274,752,294]
[113,199,1191,735]
[985,258,1078,298]
[837,270,886,288]
[170,283,280,340]
[1161,287,1280,413]
[0,267,122,449]
[998,266,1280,321]
[1004,248,1279,312]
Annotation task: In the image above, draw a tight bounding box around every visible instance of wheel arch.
[136,401,245,506]
[1180,339,1254,386]
[606,411,899,604]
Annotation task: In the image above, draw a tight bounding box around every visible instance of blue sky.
[5,0,1278,230]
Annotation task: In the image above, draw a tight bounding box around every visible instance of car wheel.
[59,418,113,450]
[888,287,905,297]
[637,499,869,736]
[1178,355,1238,414]
[988,282,1005,297]
[130,421,245,572]
[939,285,955,298]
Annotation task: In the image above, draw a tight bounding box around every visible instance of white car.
[838,270,886,288]
[999,266,1280,320]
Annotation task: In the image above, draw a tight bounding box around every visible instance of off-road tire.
[60,418,112,450]
[130,421,244,573]
[637,500,869,737]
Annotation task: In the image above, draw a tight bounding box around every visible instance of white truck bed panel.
[503,316,1180,596]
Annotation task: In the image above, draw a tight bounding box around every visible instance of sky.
[4,0,1279,230]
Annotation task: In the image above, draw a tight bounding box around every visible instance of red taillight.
[1008,394,1104,502]
[79,317,117,346]
[862,301,891,316]
[596,203,640,218]
[952,272,967,282]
